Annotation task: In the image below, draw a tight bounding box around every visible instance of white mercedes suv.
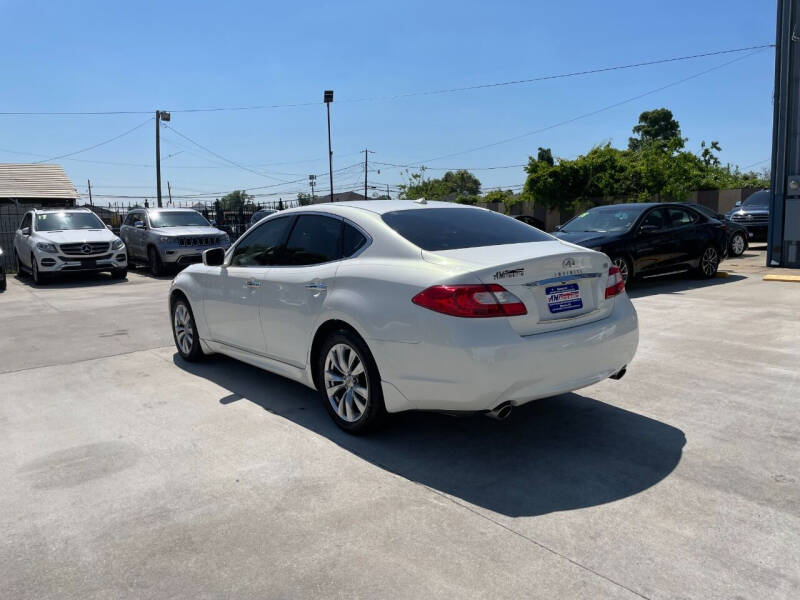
[169,200,638,434]
[14,208,128,284]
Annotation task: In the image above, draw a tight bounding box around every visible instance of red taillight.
[605,266,625,299]
[412,284,527,318]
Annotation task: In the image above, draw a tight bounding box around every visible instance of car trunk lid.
[422,241,614,335]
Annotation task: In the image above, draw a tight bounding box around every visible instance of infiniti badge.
[562,257,576,268]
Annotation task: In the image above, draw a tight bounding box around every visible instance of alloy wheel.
[612,257,629,282]
[731,234,745,256]
[173,303,194,355]
[701,247,719,276]
[324,343,369,423]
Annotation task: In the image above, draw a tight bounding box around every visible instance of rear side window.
[282,215,342,265]
[382,207,551,251]
[342,223,367,257]
[231,217,293,266]
[667,207,699,226]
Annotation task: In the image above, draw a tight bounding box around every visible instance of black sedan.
[552,203,729,282]
[689,203,749,257]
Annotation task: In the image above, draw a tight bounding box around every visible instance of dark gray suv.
[120,208,230,275]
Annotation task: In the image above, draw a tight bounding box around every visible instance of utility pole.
[324,90,334,201]
[309,174,317,203]
[167,181,173,205]
[386,183,390,200]
[87,179,93,206]
[362,148,374,199]
[155,110,171,208]
[768,0,800,268]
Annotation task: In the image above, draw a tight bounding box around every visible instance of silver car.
[120,208,230,275]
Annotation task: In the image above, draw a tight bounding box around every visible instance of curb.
[763,274,800,283]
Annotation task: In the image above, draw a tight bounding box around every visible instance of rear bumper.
[372,295,639,413]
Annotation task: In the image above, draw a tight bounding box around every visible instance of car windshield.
[35,212,105,231]
[149,211,210,227]
[560,207,644,233]
[381,207,551,251]
[743,192,770,208]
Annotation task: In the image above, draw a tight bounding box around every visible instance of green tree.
[219,190,255,211]
[400,168,481,201]
[297,192,312,206]
[628,108,683,151]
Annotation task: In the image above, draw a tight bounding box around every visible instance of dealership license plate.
[545,283,583,314]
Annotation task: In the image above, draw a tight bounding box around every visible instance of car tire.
[610,255,632,283]
[0,273,6,292]
[317,329,387,435]
[729,232,746,257]
[31,255,47,285]
[696,245,720,279]
[111,268,128,280]
[148,246,164,276]
[171,297,203,362]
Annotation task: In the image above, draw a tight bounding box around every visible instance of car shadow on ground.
[13,271,130,289]
[174,353,685,518]
[626,272,746,299]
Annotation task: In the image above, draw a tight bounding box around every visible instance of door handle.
[305,282,328,291]
[245,279,261,288]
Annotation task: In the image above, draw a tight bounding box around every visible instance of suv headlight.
[159,236,174,244]
[36,242,58,254]
[111,239,124,250]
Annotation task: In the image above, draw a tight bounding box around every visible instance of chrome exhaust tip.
[486,402,513,420]
[609,366,627,380]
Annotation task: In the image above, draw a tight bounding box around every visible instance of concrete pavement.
[0,254,798,599]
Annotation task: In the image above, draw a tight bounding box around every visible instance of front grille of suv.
[60,242,111,255]
[731,214,768,224]
[178,236,219,247]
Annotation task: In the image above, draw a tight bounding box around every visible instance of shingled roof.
[0,164,80,202]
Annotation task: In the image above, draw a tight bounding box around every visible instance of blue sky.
[0,0,777,205]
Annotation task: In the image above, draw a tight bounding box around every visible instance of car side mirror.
[203,247,226,267]
[735,200,742,207]
[134,221,145,229]
[21,226,31,236]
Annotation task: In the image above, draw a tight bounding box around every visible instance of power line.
[161,124,294,183]
[0,44,774,116]
[33,117,153,164]
[344,44,776,104]
[373,161,527,171]
[415,49,768,164]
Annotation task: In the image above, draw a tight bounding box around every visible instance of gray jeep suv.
[120,208,230,275]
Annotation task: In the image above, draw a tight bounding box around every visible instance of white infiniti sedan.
[169,200,638,433]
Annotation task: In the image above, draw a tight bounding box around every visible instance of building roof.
[312,191,369,204]
[0,164,79,201]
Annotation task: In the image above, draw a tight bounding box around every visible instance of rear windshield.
[382,207,551,251]
[149,211,210,227]
[35,212,105,231]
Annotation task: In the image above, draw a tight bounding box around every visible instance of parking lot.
[0,247,798,599]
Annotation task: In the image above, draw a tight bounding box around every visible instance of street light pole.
[155,110,171,208]
[324,90,334,201]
